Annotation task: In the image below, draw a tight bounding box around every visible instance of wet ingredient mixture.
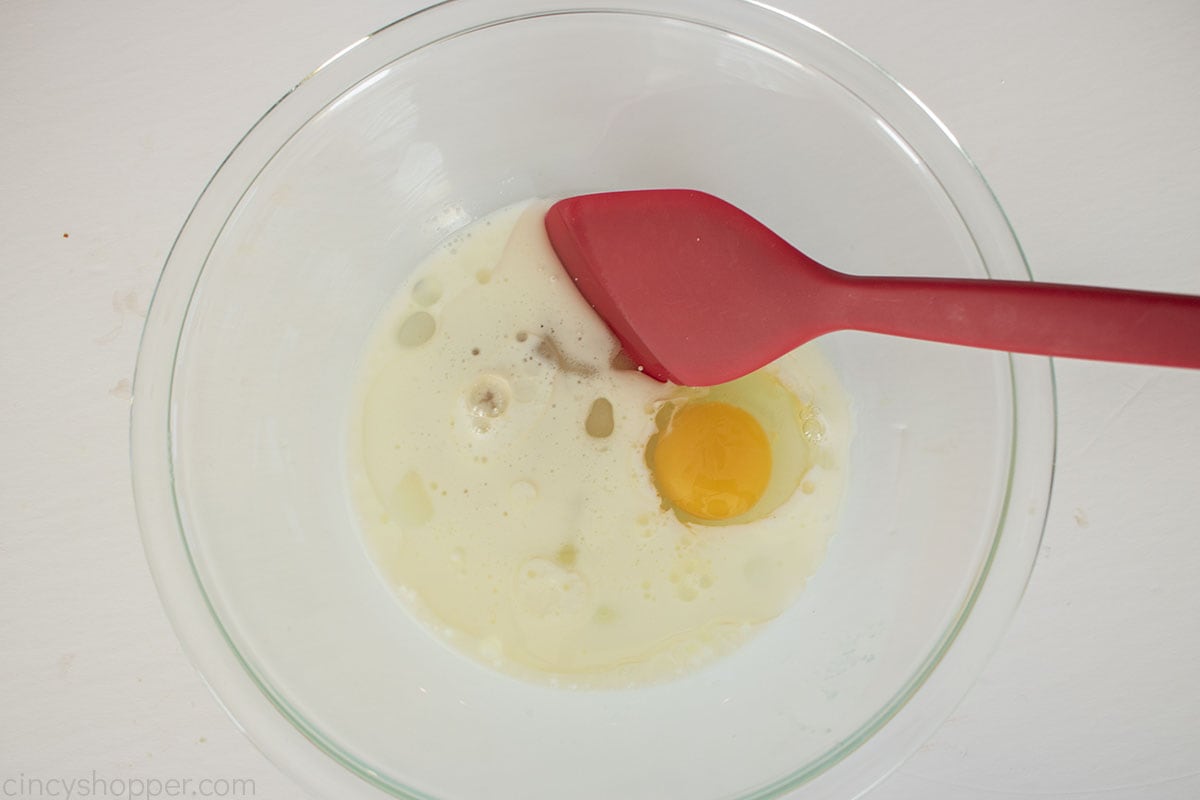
[348,200,851,687]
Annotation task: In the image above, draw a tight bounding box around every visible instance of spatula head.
[544,189,831,386]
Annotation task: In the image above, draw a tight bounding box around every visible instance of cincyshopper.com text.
[1,772,255,800]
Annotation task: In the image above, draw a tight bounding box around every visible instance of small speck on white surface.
[0,2,1197,800]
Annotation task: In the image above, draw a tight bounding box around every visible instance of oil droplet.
[412,276,443,306]
[555,543,578,568]
[397,311,436,347]
[585,397,614,438]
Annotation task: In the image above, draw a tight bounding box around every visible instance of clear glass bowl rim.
[130,2,1058,798]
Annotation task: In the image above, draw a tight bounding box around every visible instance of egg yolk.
[651,401,772,521]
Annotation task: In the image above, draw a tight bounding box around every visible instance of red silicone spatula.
[544,189,1200,386]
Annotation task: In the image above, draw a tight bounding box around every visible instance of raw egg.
[651,401,772,521]
[647,371,826,526]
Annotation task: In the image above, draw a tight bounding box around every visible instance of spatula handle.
[835,275,1200,368]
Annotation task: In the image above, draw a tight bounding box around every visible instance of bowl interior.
[144,4,1051,799]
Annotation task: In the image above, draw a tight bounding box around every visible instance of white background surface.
[2,1,1198,799]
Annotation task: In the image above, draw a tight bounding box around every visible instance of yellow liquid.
[347,201,851,687]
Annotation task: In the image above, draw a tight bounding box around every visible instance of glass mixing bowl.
[131,1,1056,798]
